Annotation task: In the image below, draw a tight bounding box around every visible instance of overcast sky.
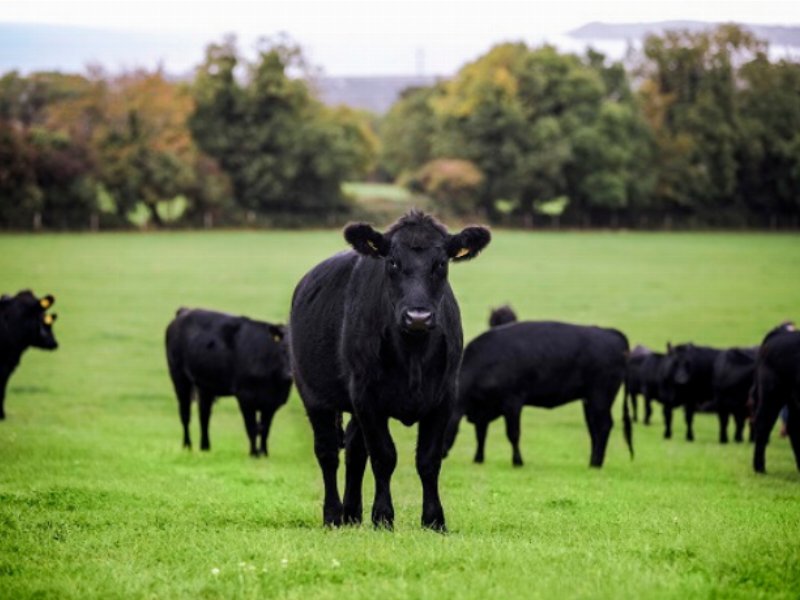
[2,0,799,75]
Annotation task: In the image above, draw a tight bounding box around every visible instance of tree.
[190,36,372,216]
[639,24,768,222]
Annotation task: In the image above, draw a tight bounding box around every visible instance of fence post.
[33,212,42,231]
[204,211,213,229]
[90,213,99,232]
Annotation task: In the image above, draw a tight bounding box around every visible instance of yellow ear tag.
[455,248,470,259]
[367,240,378,253]
[272,334,282,342]
[44,314,54,326]
[40,298,51,309]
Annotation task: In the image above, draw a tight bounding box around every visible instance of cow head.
[268,323,292,381]
[345,211,490,335]
[1,290,59,350]
[671,344,694,386]
[488,305,517,328]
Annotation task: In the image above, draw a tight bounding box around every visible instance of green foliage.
[379,86,441,178]
[382,43,655,223]
[1,231,800,597]
[190,36,370,216]
[411,158,484,216]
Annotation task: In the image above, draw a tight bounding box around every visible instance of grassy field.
[1,229,799,599]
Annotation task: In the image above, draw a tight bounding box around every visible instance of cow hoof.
[323,505,343,527]
[473,455,484,464]
[512,458,524,468]
[371,504,394,530]
[720,438,729,445]
[343,510,363,526]
[422,519,447,533]
[664,433,672,440]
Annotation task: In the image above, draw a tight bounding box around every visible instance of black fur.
[165,308,292,457]
[752,322,800,473]
[658,343,721,441]
[289,211,490,530]
[0,290,58,420]
[445,310,631,468]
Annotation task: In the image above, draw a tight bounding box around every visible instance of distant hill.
[314,76,439,114]
[570,21,800,46]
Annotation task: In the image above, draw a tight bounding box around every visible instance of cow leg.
[308,409,343,526]
[235,394,259,457]
[474,420,488,463]
[663,405,673,439]
[198,391,215,451]
[718,409,730,444]
[416,404,448,531]
[357,411,397,529]
[584,400,613,468]
[343,417,367,525]
[631,392,639,423]
[733,409,746,443]
[504,404,524,467]
[0,367,11,420]
[644,397,653,425]
[259,407,276,456]
[753,396,783,474]
[684,403,695,442]
[787,401,800,471]
[169,368,193,448]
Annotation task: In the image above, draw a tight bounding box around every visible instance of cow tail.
[623,372,634,459]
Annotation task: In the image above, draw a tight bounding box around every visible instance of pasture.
[1,229,799,599]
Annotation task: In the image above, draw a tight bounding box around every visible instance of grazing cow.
[625,345,652,422]
[290,211,490,530]
[444,308,632,468]
[711,347,758,444]
[752,322,800,474]
[165,308,292,457]
[658,343,721,441]
[0,290,59,420]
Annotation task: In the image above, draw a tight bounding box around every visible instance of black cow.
[637,352,665,425]
[290,211,490,530]
[711,347,758,444]
[658,343,721,441]
[753,322,800,474]
[165,308,292,457]
[0,290,59,420]
[444,308,632,468]
[625,345,652,422]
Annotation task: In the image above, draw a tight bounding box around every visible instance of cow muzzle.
[402,308,434,333]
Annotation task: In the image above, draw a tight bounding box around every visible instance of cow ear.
[39,294,54,310]
[447,226,491,262]
[344,222,388,258]
[269,324,286,343]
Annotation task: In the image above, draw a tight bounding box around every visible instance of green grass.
[1,230,799,599]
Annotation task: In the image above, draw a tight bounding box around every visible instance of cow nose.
[404,309,433,331]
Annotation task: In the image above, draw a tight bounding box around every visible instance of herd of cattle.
[1,210,798,531]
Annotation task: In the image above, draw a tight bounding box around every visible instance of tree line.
[1,25,798,230]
